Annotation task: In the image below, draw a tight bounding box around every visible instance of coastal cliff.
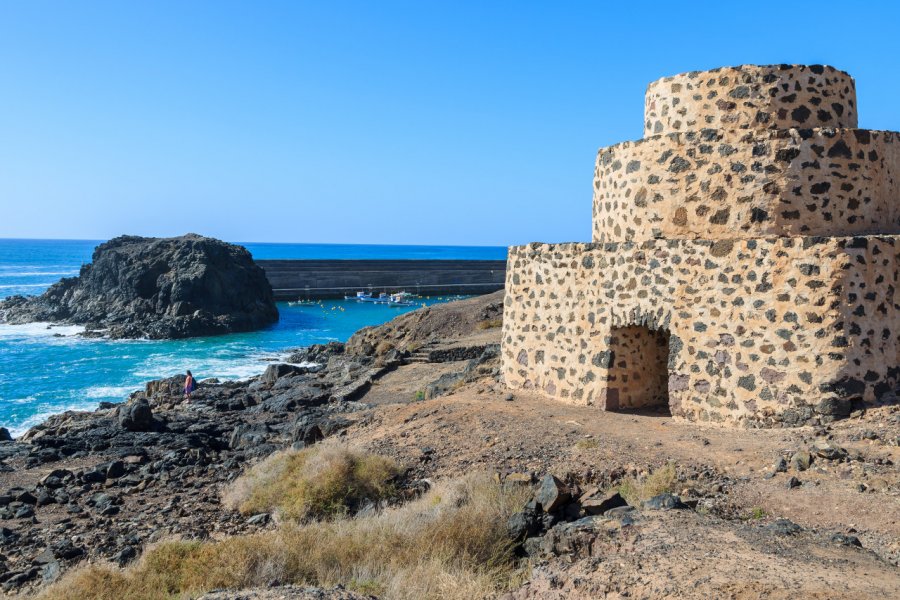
[0,235,278,339]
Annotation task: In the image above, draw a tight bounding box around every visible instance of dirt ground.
[342,312,900,599]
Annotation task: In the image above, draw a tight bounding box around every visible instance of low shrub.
[476,318,503,330]
[575,438,600,450]
[223,443,401,521]
[743,506,767,521]
[39,473,530,600]
[375,341,395,355]
[617,461,678,505]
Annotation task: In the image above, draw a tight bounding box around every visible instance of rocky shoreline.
[0,291,898,598]
[0,340,394,591]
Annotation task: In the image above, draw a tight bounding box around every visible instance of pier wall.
[256,259,506,300]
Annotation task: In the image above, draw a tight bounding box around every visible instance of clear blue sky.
[1,1,898,246]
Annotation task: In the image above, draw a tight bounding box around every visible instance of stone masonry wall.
[593,128,900,242]
[501,237,900,427]
[644,64,857,137]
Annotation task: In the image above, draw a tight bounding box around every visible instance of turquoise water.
[0,239,504,436]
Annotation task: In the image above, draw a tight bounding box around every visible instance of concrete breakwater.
[256,259,506,300]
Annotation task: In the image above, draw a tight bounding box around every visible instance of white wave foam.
[84,385,139,399]
[132,349,298,382]
[0,283,53,289]
[0,322,85,339]
[6,395,38,405]
[7,400,99,438]
[0,271,78,277]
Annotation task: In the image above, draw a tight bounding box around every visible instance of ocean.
[0,239,506,436]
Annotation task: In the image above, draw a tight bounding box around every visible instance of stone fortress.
[501,64,900,427]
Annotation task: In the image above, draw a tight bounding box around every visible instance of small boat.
[344,290,419,306]
[344,291,374,301]
[386,291,418,307]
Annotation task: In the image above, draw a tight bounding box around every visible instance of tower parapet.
[644,64,857,136]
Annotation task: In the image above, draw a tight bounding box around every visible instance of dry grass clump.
[617,461,678,505]
[38,473,531,600]
[575,437,600,450]
[476,318,503,330]
[375,340,395,355]
[223,443,401,521]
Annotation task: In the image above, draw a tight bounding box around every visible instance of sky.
[1,1,898,246]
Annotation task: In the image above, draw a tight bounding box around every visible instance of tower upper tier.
[593,65,899,243]
[644,64,856,137]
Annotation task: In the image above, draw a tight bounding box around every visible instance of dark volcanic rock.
[118,399,154,432]
[0,234,278,339]
[535,474,571,513]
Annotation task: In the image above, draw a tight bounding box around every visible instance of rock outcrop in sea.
[0,234,278,339]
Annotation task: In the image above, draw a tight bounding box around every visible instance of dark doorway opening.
[605,325,671,416]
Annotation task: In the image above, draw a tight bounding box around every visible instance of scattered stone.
[113,545,138,566]
[2,566,40,590]
[642,493,687,510]
[812,441,848,461]
[507,501,541,541]
[831,533,862,547]
[766,518,802,536]
[790,450,812,471]
[581,491,628,516]
[535,474,571,513]
[15,491,37,505]
[787,476,802,489]
[246,513,270,526]
[32,548,55,565]
[106,460,126,479]
[41,560,61,584]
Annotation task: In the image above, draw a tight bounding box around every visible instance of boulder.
[262,363,310,385]
[535,474,571,513]
[507,499,541,540]
[118,399,154,432]
[0,234,278,339]
[642,493,687,510]
[790,450,812,471]
[581,490,628,515]
[817,396,852,417]
[766,518,802,536]
[812,441,848,461]
[831,533,862,547]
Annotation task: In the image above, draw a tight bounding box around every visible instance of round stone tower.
[503,64,900,427]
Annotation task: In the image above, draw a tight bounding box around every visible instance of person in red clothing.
[184,370,196,400]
